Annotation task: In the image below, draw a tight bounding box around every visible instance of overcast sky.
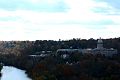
[0,0,120,41]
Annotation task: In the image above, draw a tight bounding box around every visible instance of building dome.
[98,38,103,43]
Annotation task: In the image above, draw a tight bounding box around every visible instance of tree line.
[0,37,119,80]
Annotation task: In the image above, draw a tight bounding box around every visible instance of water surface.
[1,66,31,80]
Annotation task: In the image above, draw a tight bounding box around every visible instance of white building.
[83,38,117,56]
[57,38,117,57]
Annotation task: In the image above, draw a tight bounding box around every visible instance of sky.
[0,0,120,41]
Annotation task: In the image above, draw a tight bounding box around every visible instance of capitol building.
[57,38,117,57]
[82,38,117,56]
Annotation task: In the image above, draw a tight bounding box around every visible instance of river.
[1,66,32,80]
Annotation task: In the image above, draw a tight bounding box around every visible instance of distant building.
[57,38,117,57]
[57,49,82,59]
[83,38,117,56]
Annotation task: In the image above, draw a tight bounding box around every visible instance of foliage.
[0,37,120,80]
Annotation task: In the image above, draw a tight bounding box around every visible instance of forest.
[0,37,120,80]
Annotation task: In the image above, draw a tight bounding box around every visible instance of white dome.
[98,38,103,43]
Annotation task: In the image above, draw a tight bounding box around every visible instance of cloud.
[0,0,120,40]
[93,0,120,15]
[96,0,120,9]
[0,0,68,12]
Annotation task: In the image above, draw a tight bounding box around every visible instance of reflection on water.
[1,66,31,80]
